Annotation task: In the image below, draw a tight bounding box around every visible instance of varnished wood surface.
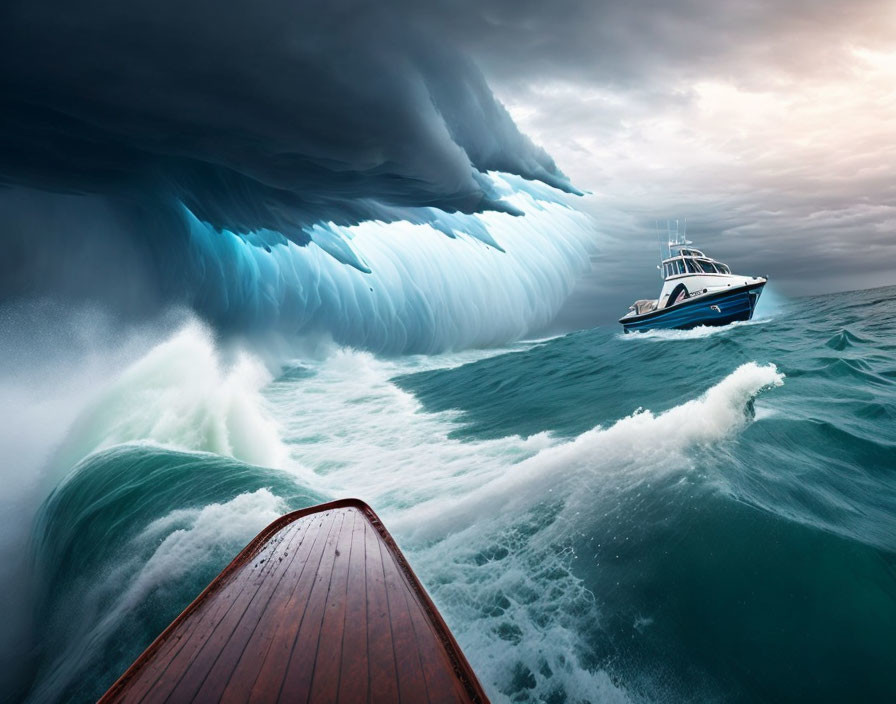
[99,499,488,703]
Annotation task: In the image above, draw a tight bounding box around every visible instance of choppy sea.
[3,285,895,702]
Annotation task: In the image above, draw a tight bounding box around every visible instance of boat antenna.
[655,220,665,278]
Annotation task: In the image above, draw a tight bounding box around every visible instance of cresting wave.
[50,323,292,474]
[0,172,594,355]
[23,324,784,702]
[182,173,595,353]
[392,361,784,542]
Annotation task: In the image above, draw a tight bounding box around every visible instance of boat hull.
[620,281,765,333]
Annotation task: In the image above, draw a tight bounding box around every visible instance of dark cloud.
[0,0,572,242]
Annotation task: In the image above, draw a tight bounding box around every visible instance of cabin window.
[718,264,731,274]
[699,260,717,273]
[675,260,684,275]
[684,259,697,273]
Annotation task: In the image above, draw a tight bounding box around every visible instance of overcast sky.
[456,0,896,324]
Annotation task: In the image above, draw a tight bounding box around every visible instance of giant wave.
[182,172,594,352]
[0,171,594,355]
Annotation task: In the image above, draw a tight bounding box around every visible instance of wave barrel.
[99,499,489,703]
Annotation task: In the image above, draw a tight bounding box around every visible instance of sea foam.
[52,322,292,473]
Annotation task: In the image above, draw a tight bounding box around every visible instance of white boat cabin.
[627,246,759,316]
[657,247,752,305]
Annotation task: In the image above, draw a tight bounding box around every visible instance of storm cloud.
[0,0,572,238]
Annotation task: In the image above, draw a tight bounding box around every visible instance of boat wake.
[617,316,773,342]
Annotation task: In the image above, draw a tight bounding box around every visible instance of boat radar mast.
[655,219,692,278]
[665,219,692,258]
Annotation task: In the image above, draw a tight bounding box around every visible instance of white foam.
[128,489,286,603]
[618,317,771,342]
[267,348,556,506]
[0,304,192,681]
[53,321,294,471]
[391,362,783,542]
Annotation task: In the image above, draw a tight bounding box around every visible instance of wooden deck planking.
[192,517,322,702]
[379,536,430,703]
[154,520,314,702]
[100,499,489,703]
[335,518,370,704]
[122,522,304,704]
[308,509,358,703]
[362,518,400,704]
[403,582,472,703]
[246,511,344,702]
[278,509,349,702]
[217,516,333,704]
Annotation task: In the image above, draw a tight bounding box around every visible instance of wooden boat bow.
[99,498,489,703]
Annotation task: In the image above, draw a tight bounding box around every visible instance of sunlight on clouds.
[501,42,896,206]
[496,38,896,297]
[852,46,896,75]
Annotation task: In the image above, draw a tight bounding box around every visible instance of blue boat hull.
[620,281,765,333]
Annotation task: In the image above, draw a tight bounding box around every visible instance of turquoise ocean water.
[7,285,896,702]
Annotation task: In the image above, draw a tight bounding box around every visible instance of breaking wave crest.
[394,361,784,541]
[51,323,292,472]
[183,173,595,352]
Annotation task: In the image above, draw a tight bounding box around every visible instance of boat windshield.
[697,259,732,274]
[665,256,731,276]
[663,259,687,277]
